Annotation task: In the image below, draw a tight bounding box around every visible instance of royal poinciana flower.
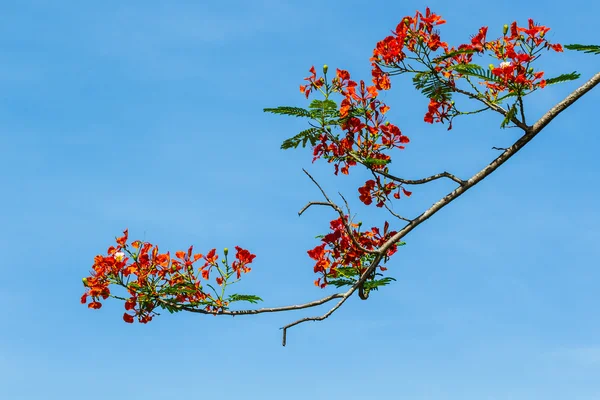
[81,229,257,323]
[370,9,563,128]
[303,67,409,182]
[308,217,399,288]
[86,8,581,325]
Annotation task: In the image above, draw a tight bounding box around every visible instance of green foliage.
[161,300,185,314]
[326,278,357,288]
[432,48,476,63]
[280,127,322,150]
[362,157,391,168]
[450,64,505,86]
[308,99,339,119]
[500,103,518,129]
[545,72,581,86]
[565,44,600,55]
[362,276,397,294]
[227,294,263,304]
[266,99,342,151]
[263,106,312,118]
[412,70,453,101]
[325,265,396,297]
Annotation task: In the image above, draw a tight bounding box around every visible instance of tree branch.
[453,87,529,130]
[376,168,467,186]
[300,168,378,255]
[279,71,600,345]
[347,151,467,186]
[156,293,345,316]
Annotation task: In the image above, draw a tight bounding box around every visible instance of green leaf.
[326,278,357,288]
[363,277,396,292]
[308,99,340,119]
[227,294,263,304]
[263,106,312,118]
[363,157,391,168]
[281,127,321,150]
[451,64,505,85]
[564,44,600,55]
[432,48,477,63]
[500,103,518,129]
[544,71,581,85]
[334,267,360,278]
[412,71,453,101]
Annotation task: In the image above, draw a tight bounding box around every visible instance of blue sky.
[1,0,599,398]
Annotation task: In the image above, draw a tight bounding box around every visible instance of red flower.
[88,301,102,309]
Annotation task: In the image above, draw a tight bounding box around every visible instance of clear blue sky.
[1,1,599,399]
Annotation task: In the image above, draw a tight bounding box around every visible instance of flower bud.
[323,64,328,74]
[82,278,88,287]
[503,24,508,35]
[489,64,495,70]
[223,248,228,257]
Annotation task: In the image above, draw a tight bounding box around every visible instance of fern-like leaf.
[565,44,600,55]
[500,103,518,129]
[227,294,263,304]
[412,71,453,101]
[363,277,396,292]
[451,64,505,85]
[432,48,477,64]
[263,106,312,118]
[308,99,340,119]
[326,278,357,288]
[281,127,321,150]
[545,71,580,85]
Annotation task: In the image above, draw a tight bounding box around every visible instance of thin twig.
[453,87,529,130]
[347,151,467,186]
[378,169,467,186]
[301,169,378,255]
[298,201,333,216]
[156,293,345,316]
[383,201,412,222]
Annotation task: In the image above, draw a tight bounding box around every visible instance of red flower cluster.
[371,8,564,127]
[307,217,399,288]
[303,67,410,178]
[358,178,412,207]
[81,230,257,322]
[299,66,325,99]
[231,246,256,279]
[482,19,563,96]
[371,8,448,70]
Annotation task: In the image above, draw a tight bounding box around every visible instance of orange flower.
[116,229,128,247]
[205,249,218,264]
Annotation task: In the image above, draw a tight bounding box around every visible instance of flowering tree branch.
[280,71,600,344]
[80,8,599,347]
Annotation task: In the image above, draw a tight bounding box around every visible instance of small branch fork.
[347,151,468,186]
[157,72,599,347]
[298,168,378,256]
